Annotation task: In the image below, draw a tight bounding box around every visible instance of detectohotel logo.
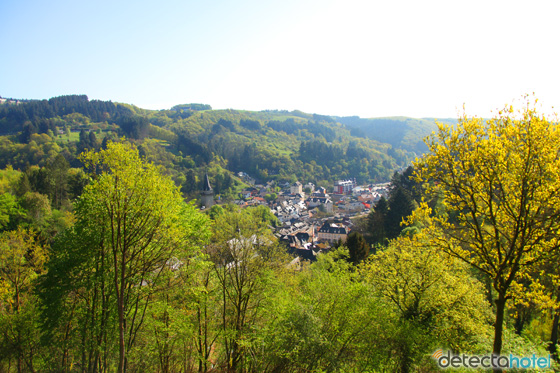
[431,349,551,369]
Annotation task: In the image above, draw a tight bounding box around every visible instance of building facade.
[290,181,303,195]
[317,221,349,242]
[334,179,355,194]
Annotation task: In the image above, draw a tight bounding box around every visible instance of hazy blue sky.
[2,0,559,118]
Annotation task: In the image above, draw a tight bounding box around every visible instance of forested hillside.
[0,95,423,201]
[335,116,454,155]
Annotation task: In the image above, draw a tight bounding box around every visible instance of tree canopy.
[414,98,560,358]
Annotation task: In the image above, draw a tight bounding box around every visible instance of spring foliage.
[414,97,560,355]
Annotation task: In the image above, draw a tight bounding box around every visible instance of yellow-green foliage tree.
[366,234,492,354]
[78,141,191,373]
[38,141,210,372]
[0,228,47,372]
[414,98,560,357]
[208,207,285,372]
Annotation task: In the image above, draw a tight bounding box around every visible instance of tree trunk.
[198,306,203,373]
[549,313,559,361]
[493,293,507,371]
[117,294,125,373]
[116,253,126,373]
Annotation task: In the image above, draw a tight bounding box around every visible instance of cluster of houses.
[200,173,390,261]
[0,97,21,105]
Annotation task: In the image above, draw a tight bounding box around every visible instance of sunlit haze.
[2,0,559,118]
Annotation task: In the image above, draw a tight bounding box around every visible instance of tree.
[346,231,369,265]
[390,166,422,203]
[19,123,36,144]
[0,228,47,372]
[20,192,51,229]
[0,193,25,231]
[78,141,188,372]
[209,207,284,371]
[367,196,388,245]
[119,116,149,140]
[77,129,90,154]
[67,168,89,200]
[261,248,393,372]
[414,99,560,360]
[385,187,414,240]
[45,153,69,209]
[15,173,31,198]
[365,233,492,372]
[264,193,277,203]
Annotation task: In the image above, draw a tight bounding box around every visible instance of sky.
[1,0,559,118]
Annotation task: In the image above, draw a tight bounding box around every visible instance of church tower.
[201,173,214,209]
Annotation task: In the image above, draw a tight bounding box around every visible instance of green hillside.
[335,116,456,155]
[0,95,427,201]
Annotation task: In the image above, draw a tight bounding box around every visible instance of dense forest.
[0,95,420,200]
[334,116,450,154]
[0,95,559,372]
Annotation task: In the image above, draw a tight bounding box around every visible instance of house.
[315,186,327,195]
[337,200,366,212]
[253,196,266,205]
[273,198,309,224]
[237,172,256,185]
[233,200,248,207]
[352,186,368,195]
[241,187,259,199]
[290,181,303,195]
[357,193,375,204]
[334,179,355,194]
[304,182,315,193]
[307,197,333,213]
[317,221,349,243]
[258,187,270,197]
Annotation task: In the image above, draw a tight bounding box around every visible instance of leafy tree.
[15,173,31,198]
[261,248,394,372]
[264,193,277,203]
[209,207,284,371]
[366,234,492,351]
[67,168,89,200]
[414,99,560,358]
[26,166,49,196]
[171,103,211,111]
[365,231,494,373]
[20,192,51,229]
[78,141,189,372]
[0,228,47,372]
[239,119,261,131]
[39,213,118,372]
[249,204,280,227]
[208,204,225,220]
[45,153,69,209]
[0,193,25,231]
[128,202,211,372]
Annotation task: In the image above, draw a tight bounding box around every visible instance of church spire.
[201,172,214,209]
[203,172,213,192]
